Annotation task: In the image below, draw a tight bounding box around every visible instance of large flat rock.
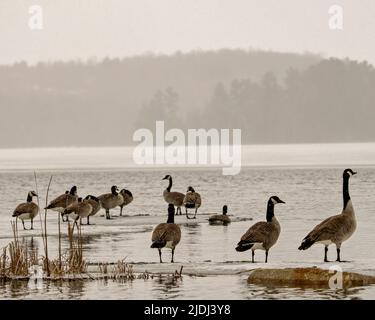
[247,267,375,287]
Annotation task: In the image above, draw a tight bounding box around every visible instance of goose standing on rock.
[84,195,101,225]
[298,169,357,262]
[162,175,184,215]
[151,204,181,263]
[209,205,231,225]
[98,186,123,220]
[236,196,285,263]
[62,197,93,228]
[12,191,39,230]
[183,186,202,219]
[119,188,133,216]
[45,186,78,222]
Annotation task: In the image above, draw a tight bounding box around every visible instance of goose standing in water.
[119,188,133,216]
[62,197,93,228]
[236,196,285,263]
[151,204,181,263]
[183,186,202,219]
[162,175,184,215]
[12,191,39,230]
[45,186,78,222]
[98,186,123,220]
[298,169,357,262]
[209,205,231,225]
[84,195,101,225]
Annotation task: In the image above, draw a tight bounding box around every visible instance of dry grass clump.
[97,260,136,280]
[0,222,41,279]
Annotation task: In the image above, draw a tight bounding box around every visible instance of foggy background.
[0,0,374,147]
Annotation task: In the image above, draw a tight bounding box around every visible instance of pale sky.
[0,0,374,65]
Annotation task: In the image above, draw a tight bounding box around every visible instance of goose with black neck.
[235,196,285,263]
[298,168,357,262]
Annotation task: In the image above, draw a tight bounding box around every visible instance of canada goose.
[119,188,133,216]
[162,175,184,215]
[151,204,181,263]
[183,186,202,219]
[236,196,285,263]
[98,186,123,220]
[298,169,357,262]
[84,195,101,225]
[62,197,93,227]
[12,191,39,230]
[45,186,78,222]
[209,205,231,225]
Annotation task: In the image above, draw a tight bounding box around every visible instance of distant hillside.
[0,48,344,147]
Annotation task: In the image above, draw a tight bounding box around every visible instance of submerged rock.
[247,267,375,288]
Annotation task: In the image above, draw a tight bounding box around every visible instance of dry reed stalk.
[0,248,7,277]
[58,210,62,270]
[34,172,45,251]
[43,175,53,276]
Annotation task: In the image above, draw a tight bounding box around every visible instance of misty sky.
[0,0,374,65]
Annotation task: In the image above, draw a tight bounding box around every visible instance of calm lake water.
[0,144,375,299]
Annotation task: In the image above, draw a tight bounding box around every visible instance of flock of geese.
[11,169,357,264]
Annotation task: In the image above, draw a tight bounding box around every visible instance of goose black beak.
[352,171,357,175]
[279,200,286,204]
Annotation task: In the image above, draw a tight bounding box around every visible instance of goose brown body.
[45,186,78,214]
[183,186,202,219]
[151,223,181,249]
[119,189,133,216]
[84,195,101,224]
[63,198,93,222]
[209,205,231,225]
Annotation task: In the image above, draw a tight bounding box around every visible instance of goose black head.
[162,175,171,181]
[269,196,285,205]
[85,195,99,202]
[343,168,357,179]
[27,190,38,202]
[187,186,195,193]
[70,186,77,195]
[29,191,38,197]
[78,197,83,202]
[111,185,119,195]
[222,205,228,215]
[65,190,69,194]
